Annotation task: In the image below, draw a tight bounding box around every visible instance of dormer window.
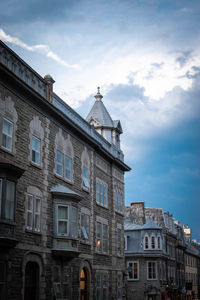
[151,236,155,249]
[145,236,149,249]
[157,236,161,249]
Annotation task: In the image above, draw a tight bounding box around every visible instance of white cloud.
[0,28,81,70]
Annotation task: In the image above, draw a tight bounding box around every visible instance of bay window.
[0,178,16,221]
[55,204,78,238]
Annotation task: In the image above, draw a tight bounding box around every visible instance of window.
[96,273,108,300]
[31,136,41,165]
[56,151,72,182]
[81,213,90,241]
[0,179,16,221]
[96,179,108,207]
[147,262,157,280]
[96,222,108,254]
[115,190,123,213]
[57,205,69,236]
[65,155,72,181]
[127,261,139,280]
[83,166,89,189]
[144,235,149,249]
[158,236,161,249]
[2,118,13,151]
[26,194,41,232]
[56,150,63,176]
[151,236,155,249]
[117,228,121,255]
[56,204,77,238]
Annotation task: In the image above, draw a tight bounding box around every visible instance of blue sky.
[0,0,200,240]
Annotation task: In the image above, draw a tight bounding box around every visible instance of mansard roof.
[141,221,161,230]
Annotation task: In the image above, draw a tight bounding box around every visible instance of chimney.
[44,74,55,104]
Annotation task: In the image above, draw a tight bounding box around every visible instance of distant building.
[0,41,130,300]
[125,202,200,300]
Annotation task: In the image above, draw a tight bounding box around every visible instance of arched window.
[144,236,149,249]
[151,236,155,249]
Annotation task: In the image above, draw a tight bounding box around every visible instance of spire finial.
[95,86,103,101]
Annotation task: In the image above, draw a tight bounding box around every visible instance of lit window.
[127,261,139,280]
[83,166,89,189]
[81,213,90,240]
[147,262,157,280]
[96,222,108,254]
[2,118,13,151]
[26,194,41,232]
[65,155,72,181]
[32,136,41,165]
[56,150,63,176]
[96,179,108,208]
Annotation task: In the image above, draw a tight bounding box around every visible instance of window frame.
[2,117,13,152]
[26,193,41,232]
[56,204,69,237]
[96,178,108,208]
[114,189,123,214]
[147,261,157,280]
[96,222,108,254]
[144,235,149,250]
[31,135,41,166]
[0,177,16,221]
[82,165,90,190]
[81,213,90,241]
[64,155,72,181]
[96,272,109,300]
[127,261,139,281]
[56,150,63,176]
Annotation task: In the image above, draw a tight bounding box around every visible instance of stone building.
[0,41,130,300]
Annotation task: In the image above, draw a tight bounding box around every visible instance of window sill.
[147,278,157,281]
[0,219,16,226]
[82,186,90,193]
[0,146,14,156]
[95,251,109,256]
[80,239,91,246]
[30,161,42,170]
[54,235,78,241]
[25,229,42,235]
[127,279,139,281]
[54,173,74,185]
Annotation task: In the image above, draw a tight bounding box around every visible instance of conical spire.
[86,87,113,127]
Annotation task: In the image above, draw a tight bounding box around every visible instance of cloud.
[0,28,80,70]
[176,50,193,67]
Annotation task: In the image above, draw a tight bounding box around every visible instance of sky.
[0,0,200,240]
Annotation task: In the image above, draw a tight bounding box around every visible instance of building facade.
[0,41,130,300]
[125,202,200,300]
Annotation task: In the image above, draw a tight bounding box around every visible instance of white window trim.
[157,235,162,250]
[64,155,72,181]
[56,204,69,237]
[144,234,149,250]
[151,234,156,250]
[127,261,139,281]
[2,117,13,152]
[147,261,157,280]
[96,178,108,208]
[56,150,63,177]
[26,193,41,232]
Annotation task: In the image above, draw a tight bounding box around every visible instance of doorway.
[80,267,89,300]
[24,261,39,300]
